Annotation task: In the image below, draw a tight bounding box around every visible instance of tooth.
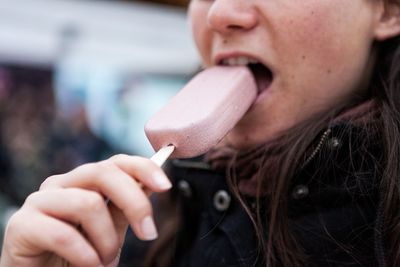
[228,58,237,66]
[221,57,259,66]
[237,57,249,65]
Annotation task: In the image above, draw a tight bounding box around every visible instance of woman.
[1,0,400,266]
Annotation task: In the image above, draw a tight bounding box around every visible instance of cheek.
[277,1,373,55]
[188,2,213,66]
[274,1,374,93]
[279,10,348,62]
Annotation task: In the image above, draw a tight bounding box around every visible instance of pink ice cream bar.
[145,66,257,158]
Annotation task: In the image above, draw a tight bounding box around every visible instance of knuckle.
[24,191,41,205]
[79,192,105,212]
[94,160,117,174]
[51,228,75,247]
[39,175,59,190]
[4,211,24,235]
[115,154,151,167]
[127,200,152,219]
[110,153,129,162]
[134,156,155,168]
[74,162,97,174]
[76,161,117,184]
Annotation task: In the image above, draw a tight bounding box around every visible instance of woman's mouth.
[247,63,273,94]
[218,56,274,94]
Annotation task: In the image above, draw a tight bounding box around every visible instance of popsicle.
[145,66,257,160]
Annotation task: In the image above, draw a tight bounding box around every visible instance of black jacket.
[121,124,384,267]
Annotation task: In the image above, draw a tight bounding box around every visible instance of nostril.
[228,25,244,30]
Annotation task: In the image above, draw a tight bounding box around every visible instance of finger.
[109,154,172,191]
[105,203,129,267]
[5,210,101,267]
[41,155,171,193]
[40,164,158,240]
[108,202,129,246]
[105,247,122,267]
[25,189,120,264]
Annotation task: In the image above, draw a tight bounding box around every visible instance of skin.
[189,0,392,149]
[1,1,400,267]
[0,155,172,267]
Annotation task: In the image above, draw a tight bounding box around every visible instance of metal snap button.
[213,190,231,211]
[292,185,309,200]
[177,180,192,198]
[327,137,341,149]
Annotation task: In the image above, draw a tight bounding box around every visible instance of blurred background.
[0,0,200,254]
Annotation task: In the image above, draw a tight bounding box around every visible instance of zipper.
[171,128,333,171]
[301,128,332,168]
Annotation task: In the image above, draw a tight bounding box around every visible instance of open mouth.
[247,63,273,94]
[218,57,273,94]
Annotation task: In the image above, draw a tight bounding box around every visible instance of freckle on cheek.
[327,69,332,74]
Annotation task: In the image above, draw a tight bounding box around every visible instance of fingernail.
[153,173,172,190]
[141,216,158,240]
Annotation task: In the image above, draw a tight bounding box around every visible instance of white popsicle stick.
[150,145,175,167]
[105,146,175,204]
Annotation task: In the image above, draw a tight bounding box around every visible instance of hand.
[0,154,172,267]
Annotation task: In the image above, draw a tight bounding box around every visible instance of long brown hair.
[376,33,400,266]
[235,23,400,267]
[144,2,400,266]
[239,21,400,267]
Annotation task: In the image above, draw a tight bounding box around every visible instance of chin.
[222,130,258,150]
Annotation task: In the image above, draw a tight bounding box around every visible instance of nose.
[207,0,258,34]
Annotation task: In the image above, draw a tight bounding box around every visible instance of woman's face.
[188,0,381,149]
